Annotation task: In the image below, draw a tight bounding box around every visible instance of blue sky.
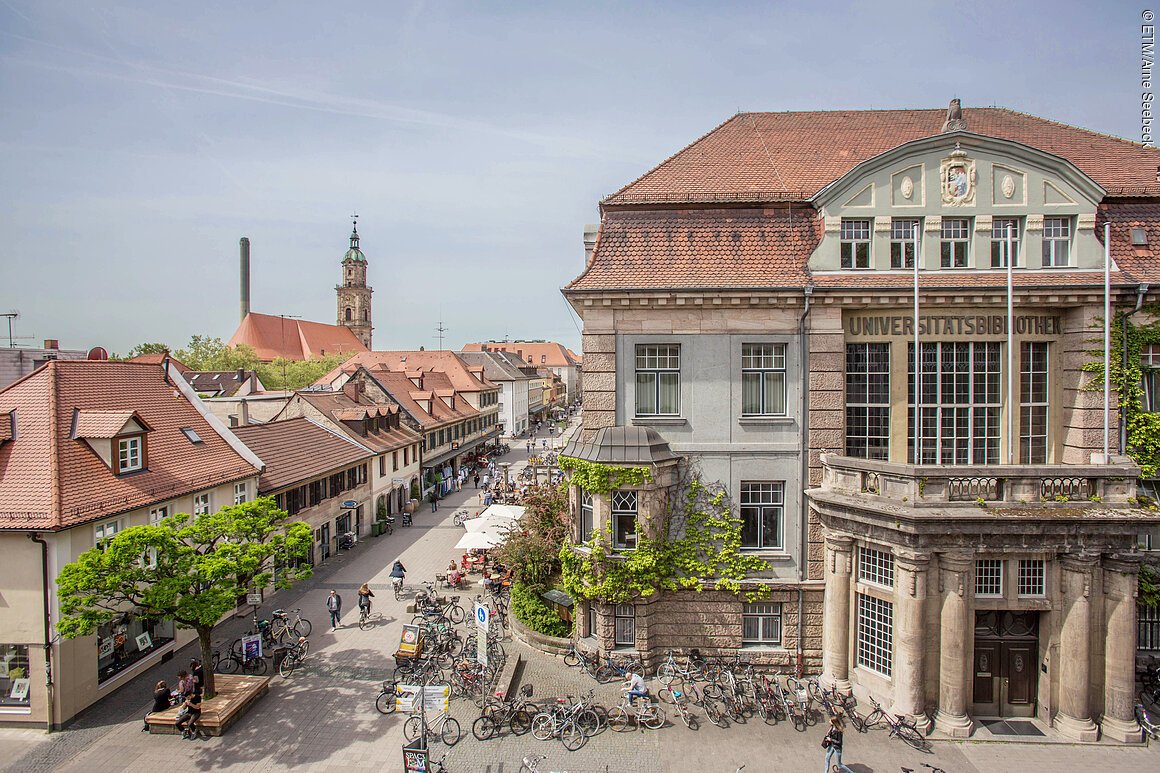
[0,0,1148,354]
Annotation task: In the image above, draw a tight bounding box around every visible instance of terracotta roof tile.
[461,341,581,367]
[232,418,371,493]
[1097,199,1160,284]
[127,353,191,373]
[0,362,260,530]
[72,410,139,439]
[606,108,1160,205]
[284,391,420,454]
[319,351,495,393]
[228,312,368,362]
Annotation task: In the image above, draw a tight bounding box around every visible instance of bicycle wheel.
[531,712,555,740]
[608,706,632,732]
[894,721,928,750]
[862,709,883,729]
[510,708,532,736]
[658,686,676,704]
[563,649,580,667]
[295,617,313,637]
[403,715,423,741]
[359,612,372,631]
[594,665,618,684]
[703,699,728,728]
[448,604,466,625]
[393,583,402,601]
[642,705,666,730]
[278,655,297,678]
[576,708,600,737]
[244,656,268,676]
[803,704,818,726]
[218,653,240,675]
[847,707,867,733]
[560,719,586,751]
[440,717,462,746]
[657,662,677,685]
[376,691,396,715]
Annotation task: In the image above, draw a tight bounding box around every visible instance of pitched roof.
[1097,198,1160,284]
[73,410,143,439]
[457,350,533,382]
[360,369,481,429]
[0,361,261,530]
[288,391,420,453]
[319,350,496,393]
[228,312,368,362]
[461,341,580,368]
[232,418,371,492]
[566,207,818,291]
[127,352,191,373]
[605,108,1160,205]
[183,370,260,397]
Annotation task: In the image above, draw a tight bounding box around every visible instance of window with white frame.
[940,218,970,268]
[846,343,890,460]
[858,546,895,587]
[889,218,920,269]
[635,344,680,417]
[614,603,635,646]
[1141,344,1160,412]
[739,482,784,550]
[741,344,786,416]
[990,218,1020,267]
[908,342,1001,465]
[233,482,248,504]
[856,594,893,676]
[1020,342,1049,464]
[193,493,211,516]
[116,436,143,474]
[975,559,1004,597]
[1041,217,1071,267]
[840,219,872,269]
[94,519,121,547]
[611,491,637,550]
[580,492,594,542]
[148,505,168,526]
[0,644,31,708]
[1017,559,1046,597]
[742,602,783,646]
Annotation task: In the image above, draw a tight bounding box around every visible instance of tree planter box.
[146,675,271,737]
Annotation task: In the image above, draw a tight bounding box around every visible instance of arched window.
[345,307,352,321]
[363,309,369,321]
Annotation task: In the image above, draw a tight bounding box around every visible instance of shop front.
[96,615,175,685]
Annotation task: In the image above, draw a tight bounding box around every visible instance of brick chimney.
[342,379,364,401]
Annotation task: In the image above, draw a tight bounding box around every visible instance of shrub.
[510,581,570,638]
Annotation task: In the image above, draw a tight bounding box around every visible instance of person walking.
[429,490,439,512]
[473,473,480,489]
[822,712,854,773]
[326,590,343,631]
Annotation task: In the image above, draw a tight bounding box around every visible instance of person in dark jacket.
[327,589,343,630]
[822,712,854,773]
[143,680,171,731]
[176,690,202,739]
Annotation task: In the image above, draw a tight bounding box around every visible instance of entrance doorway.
[972,610,1039,717]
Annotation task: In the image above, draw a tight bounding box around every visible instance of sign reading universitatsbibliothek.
[845,311,1062,339]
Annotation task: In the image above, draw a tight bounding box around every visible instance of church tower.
[336,218,373,348]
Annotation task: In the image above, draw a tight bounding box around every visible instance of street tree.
[175,335,260,372]
[113,342,172,360]
[55,498,312,698]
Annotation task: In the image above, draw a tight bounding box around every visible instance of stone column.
[933,552,974,738]
[892,550,932,733]
[1056,553,1100,741]
[821,534,854,692]
[1101,556,1143,742]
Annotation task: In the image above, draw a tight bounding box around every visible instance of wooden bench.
[146,675,271,736]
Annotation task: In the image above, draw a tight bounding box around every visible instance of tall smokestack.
[239,237,251,322]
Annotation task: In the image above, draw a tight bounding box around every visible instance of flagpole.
[1104,222,1111,463]
[1007,224,1015,465]
[914,225,921,466]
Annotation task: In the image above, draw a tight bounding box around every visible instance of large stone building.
[562,101,1160,741]
[336,220,374,348]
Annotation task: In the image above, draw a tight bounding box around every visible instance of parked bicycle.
[595,652,644,684]
[863,695,928,750]
[608,693,666,732]
[403,708,462,746]
[376,680,401,715]
[472,684,536,739]
[1136,698,1160,740]
[278,637,310,678]
[531,697,588,750]
[657,649,706,685]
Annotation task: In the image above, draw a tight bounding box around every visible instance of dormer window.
[840,219,872,269]
[117,436,143,473]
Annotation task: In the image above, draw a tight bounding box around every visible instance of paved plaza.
[0,425,1158,772]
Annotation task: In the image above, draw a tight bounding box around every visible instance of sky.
[0,0,1150,355]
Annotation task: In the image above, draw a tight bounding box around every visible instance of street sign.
[341,500,358,509]
[475,603,489,667]
[246,592,262,606]
[396,685,450,713]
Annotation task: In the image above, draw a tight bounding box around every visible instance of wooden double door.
[972,611,1038,717]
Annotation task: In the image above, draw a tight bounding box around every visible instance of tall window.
[0,645,31,708]
[975,559,1004,597]
[1042,217,1071,267]
[233,482,248,505]
[889,218,920,269]
[908,342,1001,464]
[742,602,783,646]
[580,492,594,542]
[858,546,895,587]
[635,344,680,416]
[1017,559,1046,597]
[94,519,121,547]
[741,344,786,416]
[856,594,893,677]
[940,218,970,268]
[193,493,211,516]
[1021,342,1049,463]
[991,218,1020,267]
[739,482,784,550]
[614,603,636,647]
[117,436,143,474]
[611,491,637,550]
[846,343,890,460]
[1142,344,1160,412]
[1141,604,1160,652]
[840,219,872,269]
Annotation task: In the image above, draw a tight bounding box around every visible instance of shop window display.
[0,645,31,709]
[96,614,175,684]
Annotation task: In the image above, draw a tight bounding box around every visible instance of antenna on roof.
[435,319,448,352]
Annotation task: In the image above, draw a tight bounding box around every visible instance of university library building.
[562,101,1160,741]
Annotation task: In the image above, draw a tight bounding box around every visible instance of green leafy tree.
[56,497,312,698]
[256,353,349,391]
[112,342,172,360]
[175,336,260,372]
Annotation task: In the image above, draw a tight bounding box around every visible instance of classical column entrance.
[970,610,1038,718]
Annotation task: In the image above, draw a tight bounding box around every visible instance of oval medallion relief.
[1001,174,1016,199]
[900,176,914,200]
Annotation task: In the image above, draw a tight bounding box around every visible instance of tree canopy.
[56,497,312,697]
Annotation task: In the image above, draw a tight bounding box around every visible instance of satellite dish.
[87,347,109,361]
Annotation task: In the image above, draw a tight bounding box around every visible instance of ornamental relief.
[940,148,977,207]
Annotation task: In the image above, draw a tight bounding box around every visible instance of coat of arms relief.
[940,147,976,207]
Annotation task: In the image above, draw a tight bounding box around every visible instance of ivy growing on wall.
[557,456,652,492]
[559,465,772,604]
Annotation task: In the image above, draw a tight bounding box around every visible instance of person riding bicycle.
[389,560,407,592]
[357,583,375,616]
[623,671,648,706]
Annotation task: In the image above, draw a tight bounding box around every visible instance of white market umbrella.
[464,513,518,532]
[454,529,506,550]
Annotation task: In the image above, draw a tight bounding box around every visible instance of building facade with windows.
[0,361,262,728]
[563,101,1160,741]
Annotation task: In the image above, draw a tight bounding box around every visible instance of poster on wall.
[10,679,30,701]
[135,632,152,652]
[98,639,114,658]
[241,633,263,660]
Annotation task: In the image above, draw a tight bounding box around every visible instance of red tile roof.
[228,313,368,362]
[319,350,497,394]
[606,109,1160,205]
[1098,199,1160,284]
[232,418,371,493]
[73,410,142,439]
[461,341,581,367]
[0,361,261,530]
[566,207,817,291]
[127,352,191,373]
[284,391,421,454]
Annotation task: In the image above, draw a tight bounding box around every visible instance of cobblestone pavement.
[2,416,1158,772]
